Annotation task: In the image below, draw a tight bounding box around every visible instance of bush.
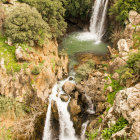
[4,4,51,45]
[109,0,140,25]
[19,0,67,38]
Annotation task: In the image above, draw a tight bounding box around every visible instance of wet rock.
[62,81,75,94]
[69,99,81,116]
[60,94,69,102]
[51,100,59,121]
[76,84,85,93]
[109,57,127,73]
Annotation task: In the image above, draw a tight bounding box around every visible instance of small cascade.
[85,94,95,114]
[90,0,109,40]
[42,74,78,140]
[81,121,89,140]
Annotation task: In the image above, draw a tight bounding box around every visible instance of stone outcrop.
[100,83,140,139]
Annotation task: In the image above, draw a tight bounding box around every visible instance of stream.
[43,0,109,139]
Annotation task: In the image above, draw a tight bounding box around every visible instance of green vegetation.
[63,0,93,20]
[19,0,67,39]
[107,79,124,105]
[104,75,124,105]
[86,129,98,140]
[102,117,128,140]
[4,4,50,45]
[117,50,140,84]
[75,60,95,83]
[0,33,21,73]
[109,0,140,25]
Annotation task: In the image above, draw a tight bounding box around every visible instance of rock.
[109,57,127,73]
[76,84,85,93]
[51,100,59,121]
[15,46,30,61]
[112,72,119,81]
[129,11,140,25]
[96,102,105,114]
[7,38,12,46]
[117,39,129,53]
[106,86,113,93]
[60,94,69,102]
[69,99,81,116]
[62,81,75,94]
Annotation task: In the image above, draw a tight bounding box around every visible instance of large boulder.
[109,57,127,73]
[62,81,75,94]
[102,83,140,139]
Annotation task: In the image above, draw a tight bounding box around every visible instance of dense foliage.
[19,0,67,38]
[4,4,50,45]
[62,0,93,20]
[110,0,140,25]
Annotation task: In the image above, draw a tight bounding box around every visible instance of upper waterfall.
[89,0,109,40]
[76,0,109,42]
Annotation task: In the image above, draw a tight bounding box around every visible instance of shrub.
[109,0,140,25]
[19,0,67,38]
[86,129,98,140]
[4,4,51,45]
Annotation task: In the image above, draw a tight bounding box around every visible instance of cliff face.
[0,40,68,101]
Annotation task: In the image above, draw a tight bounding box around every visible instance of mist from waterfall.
[77,0,109,42]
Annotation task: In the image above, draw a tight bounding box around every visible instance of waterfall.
[76,0,108,41]
[90,0,109,40]
[42,74,78,140]
[81,121,89,140]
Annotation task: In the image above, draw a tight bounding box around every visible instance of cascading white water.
[43,74,79,140]
[90,0,109,40]
[81,121,89,140]
[77,0,109,41]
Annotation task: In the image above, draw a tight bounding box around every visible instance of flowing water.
[43,73,79,140]
[43,0,109,139]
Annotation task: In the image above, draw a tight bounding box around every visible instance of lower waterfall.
[43,73,79,140]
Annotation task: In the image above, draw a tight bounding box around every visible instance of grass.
[0,33,33,74]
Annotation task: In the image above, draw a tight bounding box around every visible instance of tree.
[4,4,51,45]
